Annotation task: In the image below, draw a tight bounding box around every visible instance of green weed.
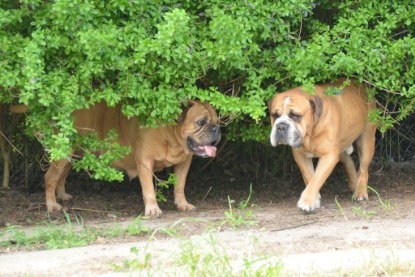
[178,235,232,276]
[148,217,209,240]
[221,186,258,229]
[112,246,154,274]
[337,250,415,276]
[351,206,377,219]
[0,214,149,250]
[238,183,254,209]
[147,225,179,238]
[155,173,177,203]
[126,216,150,236]
[368,185,392,210]
[0,213,96,249]
[241,257,284,277]
[335,196,348,221]
[113,234,284,276]
[1,223,95,249]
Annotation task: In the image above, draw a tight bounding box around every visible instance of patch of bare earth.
[1,163,415,276]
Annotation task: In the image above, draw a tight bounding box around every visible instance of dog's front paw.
[297,191,321,212]
[144,204,163,217]
[56,192,73,201]
[47,202,63,213]
[175,200,196,212]
[352,189,368,202]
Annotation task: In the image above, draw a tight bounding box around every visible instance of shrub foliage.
[1,1,414,180]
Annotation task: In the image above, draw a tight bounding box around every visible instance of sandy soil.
[1,162,415,276]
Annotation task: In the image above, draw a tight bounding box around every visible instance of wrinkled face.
[180,101,221,158]
[268,90,322,148]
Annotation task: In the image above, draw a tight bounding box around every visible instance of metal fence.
[375,113,415,162]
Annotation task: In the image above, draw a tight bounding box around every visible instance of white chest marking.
[345,145,353,155]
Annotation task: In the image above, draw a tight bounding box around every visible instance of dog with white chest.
[269,78,377,212]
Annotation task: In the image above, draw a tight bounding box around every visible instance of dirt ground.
[1,160,415,276]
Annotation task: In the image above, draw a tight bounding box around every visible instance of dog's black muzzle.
[208,124,221,146]
[275,122,289,145]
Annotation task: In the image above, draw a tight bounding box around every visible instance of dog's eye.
[271,112,279,119]
[289,112,302,122]
[197,119,207,126]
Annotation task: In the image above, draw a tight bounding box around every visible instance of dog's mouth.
[274,135,303,148]
[187,137,217,158]
[271,121,303,148]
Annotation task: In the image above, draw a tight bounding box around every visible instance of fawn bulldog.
[11,100,221,216]
[268,78,376,212]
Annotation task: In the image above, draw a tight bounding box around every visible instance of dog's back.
[72,102,125,138]
[314,79,376,146]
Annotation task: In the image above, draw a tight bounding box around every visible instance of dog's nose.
[210,125,221,135]
[277,122,288,133]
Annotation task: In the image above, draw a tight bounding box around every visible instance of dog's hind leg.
[44,159,71,212]
[340,151,358,192]
[56,162,73,201]
[353,124,376,201]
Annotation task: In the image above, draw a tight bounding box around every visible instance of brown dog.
[268,78,376,212]
[11,101,221,216]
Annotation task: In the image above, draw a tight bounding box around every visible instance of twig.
[25,203,46,211]
[297,17,303,39]
[272,76,290,87]
[270,219,318,232]
[199,186,212,205]
[0,130,23,156]
[71,207,129,215]
[361,79,399,95]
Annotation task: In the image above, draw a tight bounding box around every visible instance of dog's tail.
[9,105,29,113]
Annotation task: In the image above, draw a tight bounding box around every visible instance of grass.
[221,183,258,229]
[237,182,254,209]
[335,185,393,220]
[0,181,259,251]
[114,236,415,276]
[125,216,150,236]
[0,213,99,249]
[2,182,411,276]
[113,233,284,276]
[351,206,377,219]
[368,185,392,210]
[335,195,348,221]
[335,250,415,276]
[111,246,154,273]
[110,185,281,276]
[350,186,393,218]
[147,217,209,240]
[111,231,415,277]
[0,213,149,250]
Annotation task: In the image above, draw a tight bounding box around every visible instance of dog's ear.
[310,95,323,121]
[267,96,273,111]
[268,94,277,113]
[267,98,274,125]
[177,100,196,125]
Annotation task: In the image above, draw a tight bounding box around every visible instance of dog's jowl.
[268,78,376,212]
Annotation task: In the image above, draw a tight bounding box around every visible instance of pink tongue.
[199,145,217,157]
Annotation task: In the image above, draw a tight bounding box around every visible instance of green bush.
[1,1,414,179]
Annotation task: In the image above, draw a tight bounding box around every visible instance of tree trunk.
[0,104,10,188]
